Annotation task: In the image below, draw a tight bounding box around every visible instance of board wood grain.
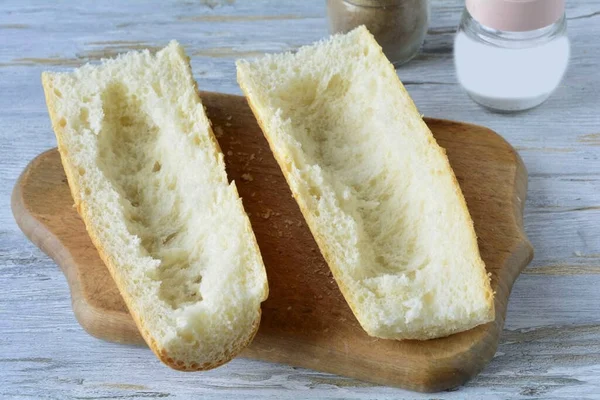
[11,91,533,393]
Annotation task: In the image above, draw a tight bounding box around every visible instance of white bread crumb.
[43,41,268,369]
[236,26,493,340]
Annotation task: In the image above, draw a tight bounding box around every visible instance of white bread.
[42,41,268,369]
[237,26,494,340]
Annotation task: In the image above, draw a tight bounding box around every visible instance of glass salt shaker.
[327,0,430,66]
[454,0,570,112]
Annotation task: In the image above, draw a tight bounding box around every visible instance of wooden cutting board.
[12,91,533,392]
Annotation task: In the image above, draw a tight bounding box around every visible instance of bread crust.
[42,54,266,369]
[236,27,493,340]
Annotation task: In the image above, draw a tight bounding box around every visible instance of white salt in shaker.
[454,0,569,112]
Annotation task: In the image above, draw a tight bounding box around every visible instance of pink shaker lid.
[466,0,565,32]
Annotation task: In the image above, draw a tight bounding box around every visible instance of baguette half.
[237,26,494,340]
[42,41,268,369]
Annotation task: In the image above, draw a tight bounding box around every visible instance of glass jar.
[454,3,570,112]
[327,0,430,67]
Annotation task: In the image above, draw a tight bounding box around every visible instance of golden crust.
[42,63,265,370]
[236,27,494,340]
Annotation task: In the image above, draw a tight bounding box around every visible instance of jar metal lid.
[466,0,565,32]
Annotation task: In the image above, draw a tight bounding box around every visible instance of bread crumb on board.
[227,150,233,156]
[243,153,256,169]
[214,125,224,138]
[262,208,273,219]
[241,173,254,182]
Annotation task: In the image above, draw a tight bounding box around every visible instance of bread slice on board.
[237,26,494,340]
[42,41,268,370]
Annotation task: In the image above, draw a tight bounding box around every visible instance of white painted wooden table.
[1,0,599,398]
